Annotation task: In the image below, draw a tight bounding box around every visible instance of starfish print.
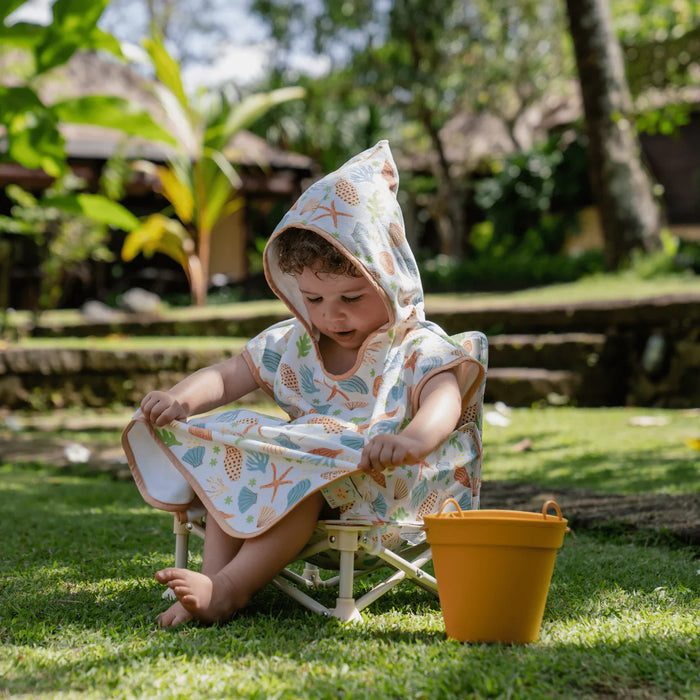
[403,350,419,373]
[322,380,350,402]
[260,462,295,501]
[311,200,353,227]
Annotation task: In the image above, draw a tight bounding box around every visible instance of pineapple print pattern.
[224,446,243,480]
[335,178,360,206]
[279,362,300,394]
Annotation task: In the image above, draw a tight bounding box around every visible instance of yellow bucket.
[423,499,568,644]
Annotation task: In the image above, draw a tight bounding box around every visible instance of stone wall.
[2,294,698,409]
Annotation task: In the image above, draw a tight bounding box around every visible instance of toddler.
[122,141,485,627]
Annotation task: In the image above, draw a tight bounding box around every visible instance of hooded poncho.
[122,141,486,541]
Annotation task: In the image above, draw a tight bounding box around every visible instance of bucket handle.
[437,498,464,517]
[436,498,569,527]
[542,500,564,521]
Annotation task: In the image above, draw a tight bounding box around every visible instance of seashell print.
[238,486,257,513]
[262,348,282,373]
[308,447,344,459]
[388,222,405,247]
[454,466,471,487]
[393,477,409,501]
[279,362,300,394]
[337,376,369,394]
[300,197,321,214]
[472,476,481,497]
[286,479,311,508]
[333,486,349,501]
[320,469,351,480]
[340,434,365,451]
[373,375,382,397]
[237,417,259,434]
[188,425,212,441]
[257,505,277,528]
[344,401,370,410]
[309,416,346,434]
[379,251,395,275]
[335,178,360,205]
[458,492,472,511]
[381,159,397,192]
[381,530,401,549]
[372,492,387,517]
[223,445,243,480]
[182,446,205,468]
[260,443,287,455]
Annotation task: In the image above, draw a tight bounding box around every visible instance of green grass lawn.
[483,406,700,495]
[1,406,699,698]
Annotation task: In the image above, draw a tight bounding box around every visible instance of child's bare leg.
[156,516,245,628]
[156,492,324,624]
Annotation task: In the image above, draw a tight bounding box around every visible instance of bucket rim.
[424,499,568,526]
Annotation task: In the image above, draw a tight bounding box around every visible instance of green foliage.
[472,133,591,262]
[0,0,173,177]
[627,229,699,278]
[0,172,129,310]
[419,250,604,293]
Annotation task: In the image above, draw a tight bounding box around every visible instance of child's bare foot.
[157,600,193,628]
[155,568,241,624]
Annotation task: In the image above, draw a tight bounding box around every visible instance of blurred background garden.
[1,0,699,411]
[1,2,699,697]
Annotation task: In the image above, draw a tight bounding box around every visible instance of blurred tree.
[565,0,662,270]
[252,0,572,258]
[0,0,172,318]
[253,0,698,268]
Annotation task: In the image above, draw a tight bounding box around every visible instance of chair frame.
[166,512,438,622]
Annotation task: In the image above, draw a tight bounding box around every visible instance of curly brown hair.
[275,227,361,277]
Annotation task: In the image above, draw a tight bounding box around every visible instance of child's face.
[297,267,389,350]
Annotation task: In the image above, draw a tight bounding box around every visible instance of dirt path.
[482,481,700,547]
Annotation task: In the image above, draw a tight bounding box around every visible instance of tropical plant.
[0,0,178,319]
[121,35,304,306]
[0,0,176,181]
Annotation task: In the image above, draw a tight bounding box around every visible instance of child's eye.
[305,296,322,304]
[342,296,362,303]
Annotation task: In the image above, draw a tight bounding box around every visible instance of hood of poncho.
[264,140,424,334]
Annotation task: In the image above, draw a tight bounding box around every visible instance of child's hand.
[140,391,188,426]
[358,434,427,477]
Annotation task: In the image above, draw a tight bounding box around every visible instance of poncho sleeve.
[241,319,299,396]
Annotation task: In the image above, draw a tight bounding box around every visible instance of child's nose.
[325,301,345,321]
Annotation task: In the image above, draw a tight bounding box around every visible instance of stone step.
[16,293,700,339]
[485,368,583,406]
[488,332,606,370]
[0,337,616,409]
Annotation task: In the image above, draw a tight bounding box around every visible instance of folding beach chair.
[161,331,487,622]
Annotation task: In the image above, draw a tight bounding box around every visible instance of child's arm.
[358,369,462,475]
[140,354,259,426]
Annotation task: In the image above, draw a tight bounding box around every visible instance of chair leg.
[162,515,191,600]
